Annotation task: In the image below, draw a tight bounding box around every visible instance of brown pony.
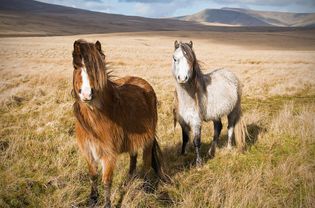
[72,39,165,207]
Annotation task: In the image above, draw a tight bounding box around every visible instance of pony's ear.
[73,40,83,68]
[174,40,179,49]
[95,40,105,60]
[73,40,80,54]
[95,40,102,53]
[188,40,193,48]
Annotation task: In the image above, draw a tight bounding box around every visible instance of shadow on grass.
[162,122,264,177]
[114,173,174,208]
[216,123,264,149]
[246,123,265,148]
[76,123,265,208]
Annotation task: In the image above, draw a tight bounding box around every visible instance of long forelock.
[180,43,196,66]
[180,43,206,92]
[80,43,108,91]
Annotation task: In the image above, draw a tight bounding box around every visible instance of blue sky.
[37,0,315,18]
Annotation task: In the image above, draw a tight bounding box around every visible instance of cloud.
[84,0,104,2]
[37,0,315,18]
[121,0,315,8]
[119,0,172,3]
[133,0,191,17]
[213,0,315,7]
[38,0,113,12]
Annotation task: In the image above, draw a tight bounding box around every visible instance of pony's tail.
[152,137,170,183]
[234,107,247,152]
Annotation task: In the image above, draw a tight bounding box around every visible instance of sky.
[37,0,315,18]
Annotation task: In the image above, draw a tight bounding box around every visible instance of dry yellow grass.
[0,31,315,207]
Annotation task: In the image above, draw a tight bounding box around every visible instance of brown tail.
[234,107,247,152]
[151,137,169,183]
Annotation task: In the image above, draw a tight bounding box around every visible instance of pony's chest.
[176,90,201,126]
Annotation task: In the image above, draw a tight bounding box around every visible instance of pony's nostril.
[185,76,188,80]
[91,88,94,95]
[79,89,82,93]
[177,75,180,80]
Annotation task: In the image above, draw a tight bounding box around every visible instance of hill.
[0,0,209,36]
[1,0,313,37]
[176,8,315,27]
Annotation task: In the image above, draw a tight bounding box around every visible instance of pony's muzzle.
[177,75,188,84]
[80,88,93,101]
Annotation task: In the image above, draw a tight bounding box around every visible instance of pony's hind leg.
[227,112,237,150]
[180,125,189,155]
[142,142,153,176]
[123,153,137,187]
[143,138,168,183]
[208,119,222,159]
[128,153,137,178]
[142,141,154,191]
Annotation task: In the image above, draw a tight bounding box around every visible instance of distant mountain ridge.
[0,0,313,37]
[0,0,210,36]
[176,8,315,27]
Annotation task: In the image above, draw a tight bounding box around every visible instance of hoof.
[123,173,136,187]
[143,182,154,193]
[195,157,202,168]
[160,173,172,184]
[88,196,98,207]
[208,146,216,159]
[104,201,111,208]
[180,148,187,156]
[88,191,98,207]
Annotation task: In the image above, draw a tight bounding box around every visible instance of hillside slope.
[0,0,209,36]
[177,8,315,27]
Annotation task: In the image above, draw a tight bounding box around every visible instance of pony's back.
[207,69,240,89]
[114,76,157,122]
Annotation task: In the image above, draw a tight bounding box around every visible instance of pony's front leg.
[180,125,190,155]
[87,160,99,206]
[100,156,116,208]
[192,126,202,167]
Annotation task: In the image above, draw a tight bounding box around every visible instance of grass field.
[0,31,315,207]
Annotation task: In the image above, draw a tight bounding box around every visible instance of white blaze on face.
[79,67,92,101]
[172,47,191,84]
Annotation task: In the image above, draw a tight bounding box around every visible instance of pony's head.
[172,40,195,84]
[72,39,106,102]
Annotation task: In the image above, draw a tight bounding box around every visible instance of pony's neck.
[193,63,206,93]
[177,78,197,97]
[95,79,117,112]
[179,63,205,93]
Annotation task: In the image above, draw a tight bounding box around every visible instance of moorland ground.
[0,30,315,207]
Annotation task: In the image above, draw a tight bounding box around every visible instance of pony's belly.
[204,101,235,121]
